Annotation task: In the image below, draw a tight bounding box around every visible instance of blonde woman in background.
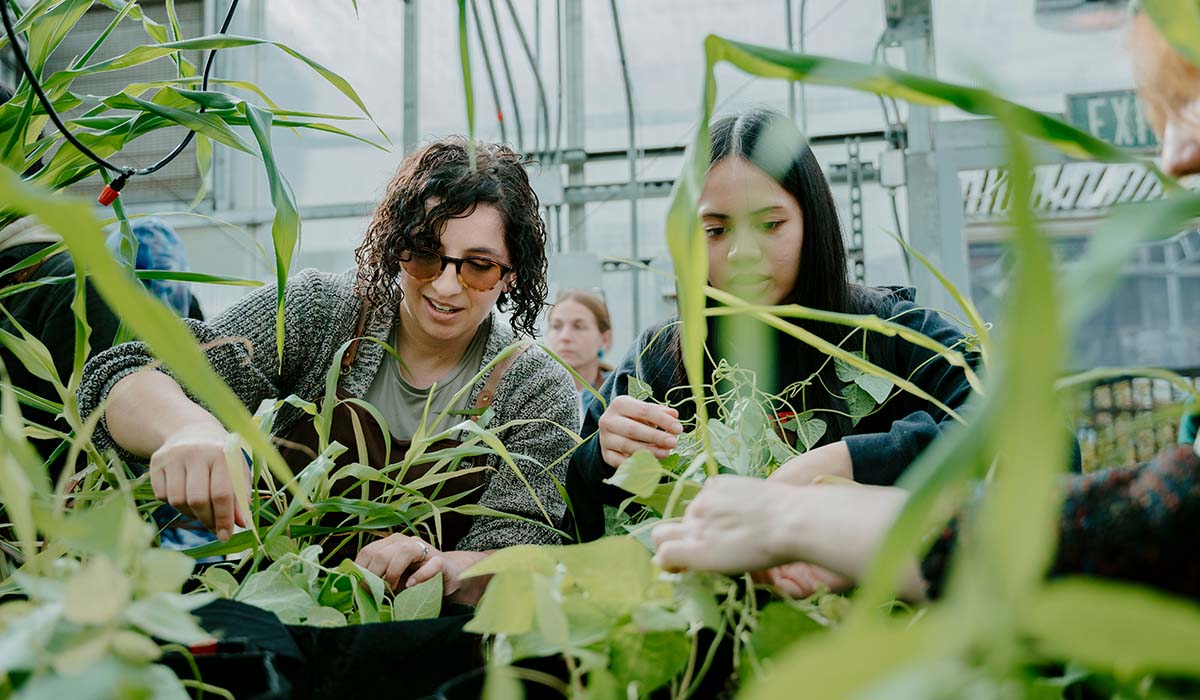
[547,289,614,395]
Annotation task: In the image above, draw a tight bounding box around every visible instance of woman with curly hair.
[79,138,578,605]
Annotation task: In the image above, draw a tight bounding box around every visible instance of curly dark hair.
[354,137,549,338]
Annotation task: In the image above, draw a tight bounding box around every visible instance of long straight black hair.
[671,108,887,440]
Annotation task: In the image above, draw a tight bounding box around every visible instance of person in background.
[105,217,205,322]
[564,108,983,545]
[1,80,118,469]
[547,288,614,395]
[650,9,1200,603]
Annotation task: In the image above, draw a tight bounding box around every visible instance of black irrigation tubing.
[469,0,507,143]
[0,0,241,184]
[502,0,551,155]
[485,0,525,151]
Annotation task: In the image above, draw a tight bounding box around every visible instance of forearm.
[773,484,927,600]
[770,441,854,486]
[106,369,223,457]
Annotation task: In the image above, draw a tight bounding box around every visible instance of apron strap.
[340,300,373,376]
[471,341,533,420]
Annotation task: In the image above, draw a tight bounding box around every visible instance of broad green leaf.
[1025,579,1200,675]
[632,478,702,517]
[52,630,114,675]
[627,375,654,401]
[136,548,195,595]
[740,613,948,700]
[555,537,659,612]
[465,572,536,635]
[530,572,569,649]
[462,545,558,578]
[44,494,152,563]
[786,414,827,451]
[609,627,691,693]
[334,559,387,610]
[235,568,319,625]
[842,383,877,421]
[63,557,129,625]
[742,602,826,682]
[317,571,355,611]
[855,373,894,405]
[265,535,300,560]
[392,572,443,621]
[198,566,239,598]
[124,593,214,645]
[305,606,348,627]
[603,449,665,498]
[0,602,60,675]
[834,355,863,382]
[110,629,162,663]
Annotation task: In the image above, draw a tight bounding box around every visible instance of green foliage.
[464,537,738,696]
[671,27,1200,700]
[2,3,1200,699]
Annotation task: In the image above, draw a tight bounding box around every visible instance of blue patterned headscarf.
[105,218,191,317]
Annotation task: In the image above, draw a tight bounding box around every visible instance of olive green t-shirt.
[363,317,491,441]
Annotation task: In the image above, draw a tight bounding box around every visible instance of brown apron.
[277,304,529,554]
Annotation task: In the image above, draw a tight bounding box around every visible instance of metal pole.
[798,0,807,135]
[609,0,640,331]
[785,0,796,120]
[564,0,586,252]
[901,11,969,311]
[402,0,419,154]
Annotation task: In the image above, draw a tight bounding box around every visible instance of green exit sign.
[1066,89,1159,149]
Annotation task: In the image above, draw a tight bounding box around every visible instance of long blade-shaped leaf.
[240,104,300,370]
[0,166,301,506]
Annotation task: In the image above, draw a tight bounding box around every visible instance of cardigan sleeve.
[77,269,338,460]
[456,346,579,551]
[921,445,1200,599]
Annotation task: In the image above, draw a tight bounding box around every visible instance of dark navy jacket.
[563,287,982,542]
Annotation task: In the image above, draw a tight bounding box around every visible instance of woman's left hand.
[355,534,491,604]
[652,475,796,574]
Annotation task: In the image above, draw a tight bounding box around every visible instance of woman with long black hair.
[564,108,978,545]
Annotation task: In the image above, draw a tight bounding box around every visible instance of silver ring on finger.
[418,542,429,563]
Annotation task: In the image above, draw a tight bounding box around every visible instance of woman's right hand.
[149,421,249,541]
[598,395,684,467]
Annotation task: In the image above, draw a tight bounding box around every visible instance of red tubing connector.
[98,172,130,206]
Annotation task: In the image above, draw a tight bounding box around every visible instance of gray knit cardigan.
[78,268,579,551]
